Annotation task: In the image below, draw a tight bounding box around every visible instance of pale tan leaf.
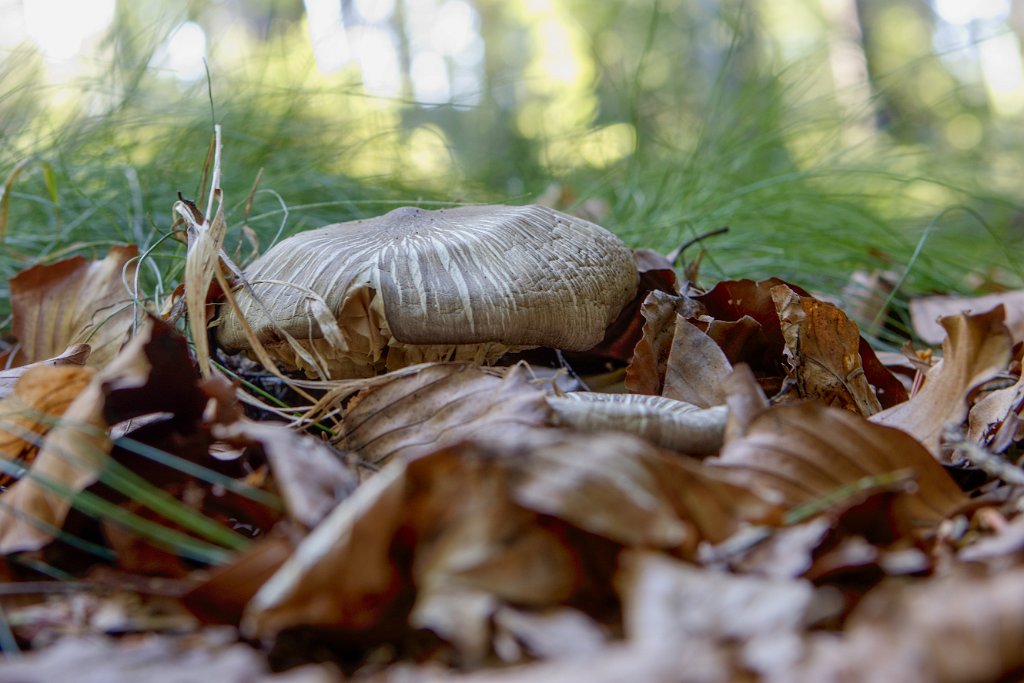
[712,402,967,532]
[791,569,1024,683]
[0,322,160,553]
[618,551,818,678]
[11,245,139,368]
[0,343,90,399]
[546,392,726,455]
[773,285,881,417]
[911,290,1024,344]
[662,317,731,407]
[871,308,1013,460]
[341,362,551,470]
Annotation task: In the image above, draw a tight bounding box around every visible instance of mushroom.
[216,204,639,378]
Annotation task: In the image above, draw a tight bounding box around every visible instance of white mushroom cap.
[216,204,639,378]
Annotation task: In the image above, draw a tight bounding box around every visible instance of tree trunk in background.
[821,0,877,142]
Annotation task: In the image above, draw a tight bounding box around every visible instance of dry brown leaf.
[967,363,1024,449]
[245,430,776,654]
[0,343,90,399]
[773,285,881,417]
[340,362,551,470]
[623,290,700,395]
[10,245,139,368]
[546,392,726,455]
[243,443,577,659]
[492,606,607,662]
[871,308,1013,461]
[791,569,1024,683]
[619,551,819,679]
[911,290,1024,344]
[212,419,357,528]
[712,401,967,532]
[0,320,160,553]
[662,317,731,407]
[0,632,324,683]
[505,430,777,552]
[0,364,94,487]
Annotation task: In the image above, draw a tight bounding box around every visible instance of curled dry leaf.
[712,401,967,533]
[546,392,726,455]
[574,248,680,363]
[341,362,551,471]
[212,419,357,529]
[772,285,881,417]
[245,430,776,653]
[0,343,90,399]
[11,245,139,368]
[216,205,639,379]
[872,308,1013,461]
[662,317,731,408]
[623,290,699,395]
[966,358,1024,450]
[0,364,94,487]
[0,320,179,554]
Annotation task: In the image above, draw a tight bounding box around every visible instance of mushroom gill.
[215,204,640,378]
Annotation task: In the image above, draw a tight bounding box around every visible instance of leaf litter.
[5,147,1024,682]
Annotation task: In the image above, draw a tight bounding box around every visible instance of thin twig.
[668,226,730,266]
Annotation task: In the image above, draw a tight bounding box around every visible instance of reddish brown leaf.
[872,308,1013,461]
[713,401,968,532]
[11,245,139,368]
[773,285,881,416]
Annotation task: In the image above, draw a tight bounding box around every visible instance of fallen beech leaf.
[619,551,818,679]
[792,568,1024,683]
[624,290,699,395]
[911,290,1024,344]
[772,285,881,417]
[11,245,139,368]
[245,431,776,651]
[0,343,90,399]
[967,363,1024,449]
[546,392,726,455]
[492,606,607,662]
[0,632,301,683]
[697,277,797,373]
[662,317,731,408]
[244,444,578,660]
[0,364,94,487]
[212,419,357,528]
[506,430,777,551]
[183,536,295,625]
[0,320,191,554]
[712,402,967,532]
[872,308,1013,461]
[341,362,551,470]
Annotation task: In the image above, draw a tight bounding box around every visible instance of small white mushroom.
[216,205,639,378]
